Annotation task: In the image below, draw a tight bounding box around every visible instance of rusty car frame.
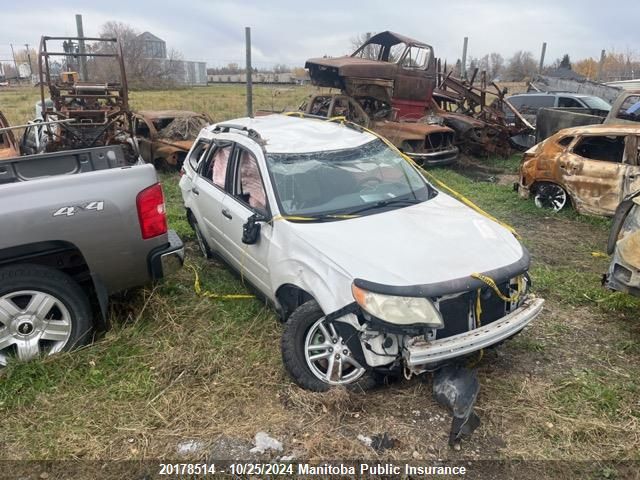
[299,93,458,166]
[132,110,211,169]
[37,35,138,162]
[0,111,20,160]
[517,124,640,217]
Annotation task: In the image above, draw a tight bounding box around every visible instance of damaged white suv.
[180,114,544,392]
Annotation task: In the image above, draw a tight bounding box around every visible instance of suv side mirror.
[242,212,269,245]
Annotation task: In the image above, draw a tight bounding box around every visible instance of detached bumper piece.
[408,146,459,167]
[148,230,185,280]
[404,297,544,367]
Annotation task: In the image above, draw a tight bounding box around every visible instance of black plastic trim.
[148,230,184,280]
[353,248,530,298]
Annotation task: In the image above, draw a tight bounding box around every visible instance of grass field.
[1,85,639,477]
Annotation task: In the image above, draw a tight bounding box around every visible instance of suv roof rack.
[213,123,266,145]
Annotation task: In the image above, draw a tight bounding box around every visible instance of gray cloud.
[0,0,638,69]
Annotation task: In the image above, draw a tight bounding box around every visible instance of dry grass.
[1,86,639,477]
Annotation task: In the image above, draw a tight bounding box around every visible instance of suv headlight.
[352,284,443,327]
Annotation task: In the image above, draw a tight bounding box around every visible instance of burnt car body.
[605,190,640,296]
[518,124,640,217]
[0,111,20,160]
[301,94,458,166]
[305,31,436,120]
[133,110,210,169]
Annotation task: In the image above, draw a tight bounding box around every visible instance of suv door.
[622,135,640,196]
[217,144,273,294]
[561,134,628,214]
[191,142,234,255]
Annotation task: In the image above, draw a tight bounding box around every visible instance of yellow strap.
[467,288,484,368]
[471,272,522,303]
[189,265,255,300]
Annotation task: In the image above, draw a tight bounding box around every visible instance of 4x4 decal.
[53,201,104,217]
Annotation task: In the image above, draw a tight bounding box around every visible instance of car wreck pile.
[303,31,533,162]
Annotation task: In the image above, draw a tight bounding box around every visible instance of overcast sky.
[0,0,638,69]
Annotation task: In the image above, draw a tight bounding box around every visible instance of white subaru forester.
[180,114,544,392]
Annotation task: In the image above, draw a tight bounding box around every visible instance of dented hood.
[285,192,525,287]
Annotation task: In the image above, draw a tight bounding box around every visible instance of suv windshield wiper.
[342,197,423,216]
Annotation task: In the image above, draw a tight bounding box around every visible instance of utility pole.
[461,37,468,80]
[9,43,19,83]
[245,26,253,117]
[24,43,33,77]
[538,42,547,73]
[597,49,606,82]
[75,14,88,81]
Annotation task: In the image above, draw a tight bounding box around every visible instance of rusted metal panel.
[518,124,640,217]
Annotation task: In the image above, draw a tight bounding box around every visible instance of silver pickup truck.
[0,146,184,366]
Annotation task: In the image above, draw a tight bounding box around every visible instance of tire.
[193,222,213,259]
[533,182,568,212]
[0,264,93,366]
[281,300,379,392]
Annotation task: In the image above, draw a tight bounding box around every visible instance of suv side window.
[572,135,625,163]
[558,97,583,108]
[233,148,268,214]
[188,139,211,171]
[200,143,232,189]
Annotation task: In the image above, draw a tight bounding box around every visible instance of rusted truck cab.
[305,31,436,120]
[0,111,20,160]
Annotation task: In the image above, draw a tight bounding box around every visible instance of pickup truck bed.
[0,145,184,366]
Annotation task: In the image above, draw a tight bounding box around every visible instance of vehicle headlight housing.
[352,284,443,327]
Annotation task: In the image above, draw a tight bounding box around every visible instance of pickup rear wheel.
[0,265,93,367]
[281,300,379,392]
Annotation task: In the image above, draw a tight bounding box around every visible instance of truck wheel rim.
[0,290,72,366]
[534,184,567,211]
[304,317,366,385]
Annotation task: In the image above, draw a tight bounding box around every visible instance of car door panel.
[561,135,627,215]
[623,135,640,196]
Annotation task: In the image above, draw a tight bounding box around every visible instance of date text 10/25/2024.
[158,463,468,476]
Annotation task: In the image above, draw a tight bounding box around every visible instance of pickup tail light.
[136,183,168,239]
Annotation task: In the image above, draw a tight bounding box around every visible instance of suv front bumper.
[149,230,185,280]
[403,296,544,366]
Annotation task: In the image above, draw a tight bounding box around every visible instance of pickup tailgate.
[0,164,171,294]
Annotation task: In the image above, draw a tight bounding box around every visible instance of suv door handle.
[191,187,200,195]
[221,209,232,220]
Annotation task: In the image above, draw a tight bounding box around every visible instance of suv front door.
[217,142,273,294]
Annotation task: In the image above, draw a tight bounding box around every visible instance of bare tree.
[489,52,504,80]
[504,50,537,81]
[350,32,376,59]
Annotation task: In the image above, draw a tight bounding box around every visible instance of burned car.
[300,94,458,166]
[133,110,210,169]
[517,124,640,216]
[605,190,640,296]
[305,31,436,119]
[0,111,20,160]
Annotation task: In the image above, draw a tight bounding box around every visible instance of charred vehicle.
[605,190,640,296]
[300,94,458,166]
[517,124,640,216]
[305,31,436,119]
[36,36,139,162]
[133,110,211,169]
[0,111,20,160]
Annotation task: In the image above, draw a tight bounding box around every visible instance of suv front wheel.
[281,300,379,392]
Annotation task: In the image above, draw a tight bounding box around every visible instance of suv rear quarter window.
[573,135,626,163]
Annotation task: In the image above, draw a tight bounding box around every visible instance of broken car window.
[266,139,432,218]
[401,46,430,69]
[235,149,268,214]
[189,140,211,170]
[202,144,232,189]
[573,135,626,163]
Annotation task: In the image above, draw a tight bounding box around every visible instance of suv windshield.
[266,139,433,218]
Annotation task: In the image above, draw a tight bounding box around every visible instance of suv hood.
[286,192,524,288]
